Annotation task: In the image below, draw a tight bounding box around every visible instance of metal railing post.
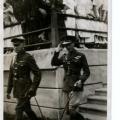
[51,1,59,47]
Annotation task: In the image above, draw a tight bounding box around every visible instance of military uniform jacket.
[51,49,90,92]
[7,50,41,98]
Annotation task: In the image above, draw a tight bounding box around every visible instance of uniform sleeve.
[27,55,41,92]
[92,0,97,6]
[7,62,13,94]
[37,0,49,10]
[51,51,63,66]
[79,54,90,83]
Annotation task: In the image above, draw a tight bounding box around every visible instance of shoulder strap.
[11,55,17,65]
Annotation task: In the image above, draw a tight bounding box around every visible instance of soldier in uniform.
[6,38,41,120]
[51,36,90,120]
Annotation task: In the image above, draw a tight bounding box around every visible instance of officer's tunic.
[51,49,90,93]
[7,50,41,98]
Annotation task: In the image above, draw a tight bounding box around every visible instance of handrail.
[59,27,108,34]
[4,43,52,50]
[4,22,21,28]
[4,13,107,28]
[24,41,51,48]
[58,13,106,23]
[4,27,107,41]
[4,27,50,40]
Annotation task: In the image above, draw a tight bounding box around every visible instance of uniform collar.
[17,49,25,57]
[68,48,77,55]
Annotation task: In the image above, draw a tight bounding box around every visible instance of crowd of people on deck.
[4,0,108,53]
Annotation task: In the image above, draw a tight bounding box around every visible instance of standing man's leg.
[69,91,85,120]
[62,91,70,114]
[15,99,24,120]
[24,99,38,120]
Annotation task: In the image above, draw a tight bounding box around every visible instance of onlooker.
[92,0,108,22]
[4,1,22,51]
[8,0,50,44]
[75,0,94,18]
[63,0,76,36]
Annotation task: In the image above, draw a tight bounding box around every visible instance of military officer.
[6,38,41,120]
[51,36,90,120]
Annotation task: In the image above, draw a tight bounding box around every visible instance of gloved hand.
[74,80,82,87]
[6,93,11,99]
[38,8,47,17]
[73,80,83,91]
[56,43,64,52]
[25,88,36,98]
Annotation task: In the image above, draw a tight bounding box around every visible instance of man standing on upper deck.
[7,0,50,44]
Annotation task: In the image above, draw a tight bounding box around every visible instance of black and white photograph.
[3,0,108,120]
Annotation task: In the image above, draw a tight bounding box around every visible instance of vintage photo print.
[4,0,108,120]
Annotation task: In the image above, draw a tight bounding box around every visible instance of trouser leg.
[70,110,85,120]
[24,100,38,120]
[15,99,24,120]
[15,109,23,120]
[63,92,70,114]
[69,91,85,120]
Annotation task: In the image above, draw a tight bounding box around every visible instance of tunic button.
[14,73,17,76]
[14,78,17,81]
[14,63,17,65]
[14,67,18,70]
